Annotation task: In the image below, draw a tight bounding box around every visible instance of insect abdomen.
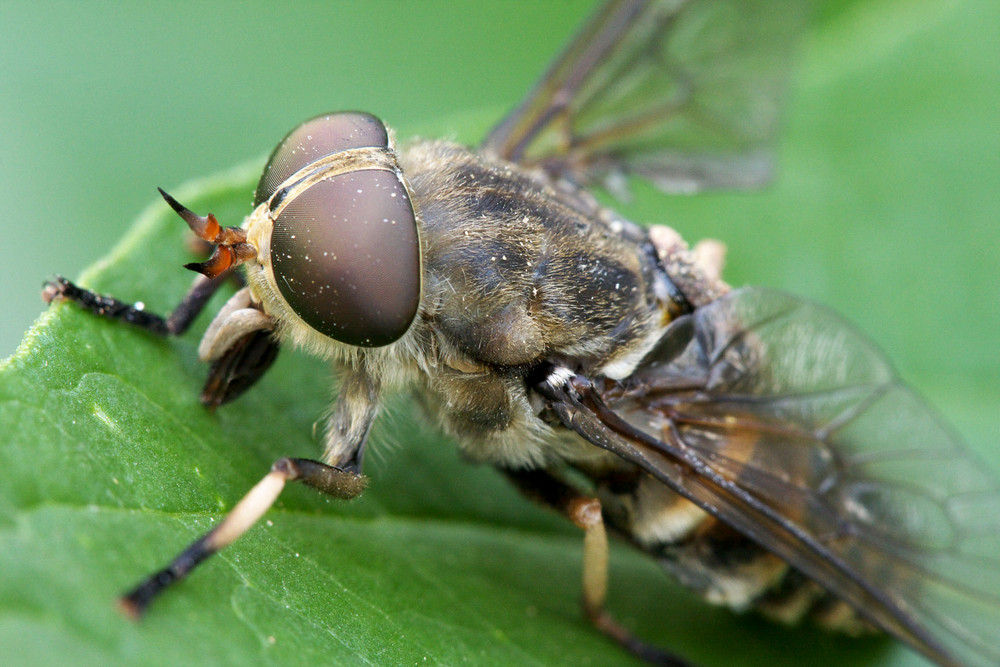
[601,477,875,634]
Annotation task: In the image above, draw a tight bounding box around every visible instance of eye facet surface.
[254,112,390,207]
[269,168,420,347]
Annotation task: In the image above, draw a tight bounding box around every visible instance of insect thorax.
[397,139,679,468]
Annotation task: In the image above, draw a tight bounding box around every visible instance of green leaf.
[1,1,997,666]
[0,164,806,667]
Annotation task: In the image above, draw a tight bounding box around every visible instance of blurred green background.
[0,1,998,665]
[3,0,998,374]
[0,1,594,356]
[2,0,997,403]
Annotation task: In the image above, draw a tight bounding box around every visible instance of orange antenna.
[158,188,256,279]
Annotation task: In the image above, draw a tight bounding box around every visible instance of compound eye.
[269,169,420,347]
[254,112,389,206]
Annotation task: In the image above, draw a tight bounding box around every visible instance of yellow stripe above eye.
[267,146,402,219]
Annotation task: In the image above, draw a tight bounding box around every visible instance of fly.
[41,1,1000,665]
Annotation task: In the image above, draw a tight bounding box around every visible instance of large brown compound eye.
[254,112,389,206]
[269,168,420,347]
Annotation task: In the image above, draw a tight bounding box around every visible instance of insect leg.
[121,366,379,618]
[43,273,228,336]
[199,329,279,408]
[503,468,691,667]
[196,287,278,408]
[119,457,367,619]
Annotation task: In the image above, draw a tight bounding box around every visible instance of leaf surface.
[1,1,997,666]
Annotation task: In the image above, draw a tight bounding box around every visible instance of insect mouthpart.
[158,187,257,279]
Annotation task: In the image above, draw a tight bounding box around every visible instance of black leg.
[503,468,694,667]
[119,457,367,619]
[43,273,228,336]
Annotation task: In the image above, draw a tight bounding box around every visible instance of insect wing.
[549,287,1000,666]
[482,0,812,194]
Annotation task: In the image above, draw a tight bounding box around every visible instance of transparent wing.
[482,0,811,194]
[544,287,1000,667]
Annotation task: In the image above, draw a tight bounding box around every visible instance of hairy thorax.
[398,140,675,467]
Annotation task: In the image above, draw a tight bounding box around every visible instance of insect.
[40,0,999,665]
